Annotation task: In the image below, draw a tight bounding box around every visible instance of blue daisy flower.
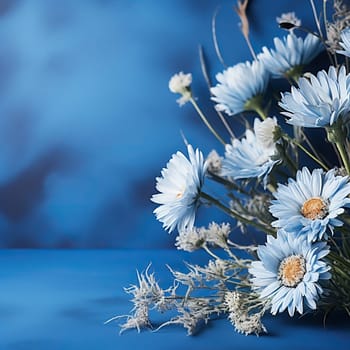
[279,66,350,128]
[210,60,269,116]
[269,167,350,242]
[337,27,350,58]
[151,145,207,233]
[258,32,323,79]
[221,118,279,187]
[249,230,331,317]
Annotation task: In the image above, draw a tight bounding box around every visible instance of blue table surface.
[0,249,349,350]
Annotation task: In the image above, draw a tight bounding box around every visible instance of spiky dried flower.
[224,291,267,336]
[175,227,206,252]
[326,0,350,53]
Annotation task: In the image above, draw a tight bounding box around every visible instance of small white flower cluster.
[175,222,231,252]
[224,291,267,336]
[175,227,206,252]
[276,12,301,30]
[206,150,223,174]
[168,72,192,106]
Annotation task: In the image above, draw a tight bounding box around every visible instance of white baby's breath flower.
[175,227,206,252]
[225,291,242,311]
[224,291,266,336]
[205,222,231,248]
[169,72,192,93]
[205,259,232,280]
[176,222,231,251]
[276,12,301,29]
[206,150,223,174]
[234,314,267,336]
[169,72,192,106]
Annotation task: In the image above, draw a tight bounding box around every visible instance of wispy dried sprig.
[112,247,259,335]
[234,0,257,59]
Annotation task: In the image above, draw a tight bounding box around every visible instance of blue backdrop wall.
[0,0,321,248]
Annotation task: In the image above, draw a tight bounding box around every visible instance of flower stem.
[199,191,276,236]
[291,139,329,170]
[254,105,267,120]
[203,245,220,260]
[335,141,350,175]
[189,97,226,145]
[208,171,251,195]
[245,35,257,61]
[244,95,267,120]
[327,124,350,175]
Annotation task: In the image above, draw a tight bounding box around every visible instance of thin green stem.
[284,152,298,175]
[329,236,342,256]
[292,139,329,170]
[332,264,350,281]
[217,110,236,139]
[244,95,267,120]
[189,98,226,145]
[200,191,276,236]
[253,105,267,120]
[302,129,330,168]
[327,124,350,174]
[266,183,276,193]
[322,0,328,38]
[208,171,251,195]
[198,45,235,139]
[335,141,350,175]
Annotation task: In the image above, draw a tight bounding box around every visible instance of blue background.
[0,0,323,248]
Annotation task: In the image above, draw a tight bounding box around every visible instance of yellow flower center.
[278,255,306,287]
[301,197,327,220]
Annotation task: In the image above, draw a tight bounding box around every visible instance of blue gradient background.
[0,0,321,248]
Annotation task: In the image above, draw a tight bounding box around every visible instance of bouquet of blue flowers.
[110,0,350,336]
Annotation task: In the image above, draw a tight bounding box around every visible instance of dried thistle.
[326,0,350,53]
[224,291,267,336]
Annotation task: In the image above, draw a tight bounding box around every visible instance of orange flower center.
[278,255,306,287]
[301,197,327,220]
